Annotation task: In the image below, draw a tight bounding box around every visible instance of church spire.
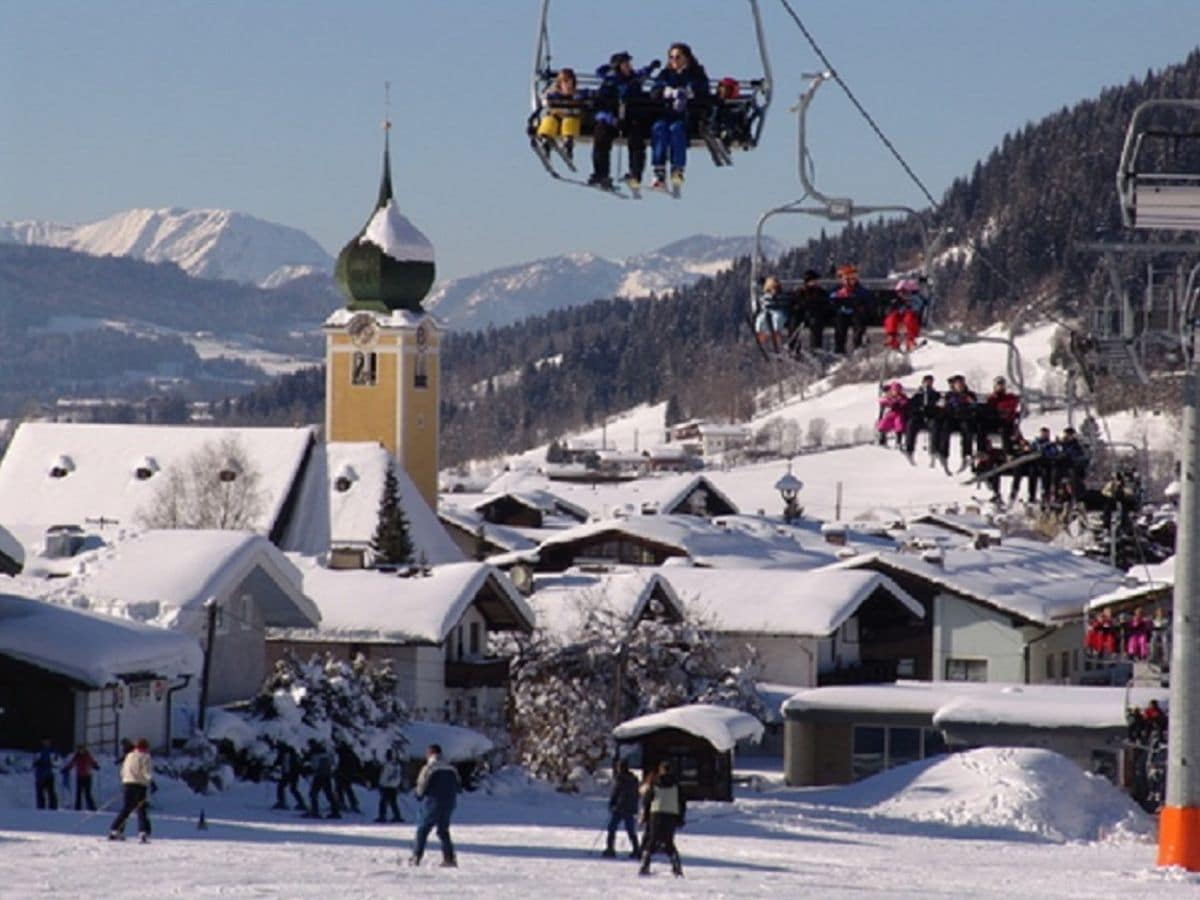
[334,85,435,315]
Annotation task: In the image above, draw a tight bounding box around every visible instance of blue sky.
[2,1,1198,281]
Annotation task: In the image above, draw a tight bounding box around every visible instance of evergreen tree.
[370,462,414,566]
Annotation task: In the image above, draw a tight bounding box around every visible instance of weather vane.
[383,81,392,134]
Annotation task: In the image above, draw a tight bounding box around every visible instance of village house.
[267,560,534,728]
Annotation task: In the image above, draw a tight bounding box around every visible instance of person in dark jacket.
[602,759,641,858]
[62,743,100,811]
[903,374,941,463]
[937,374,979,471]
[649,42,709,191]
[304,742,340,819]
[272,743,307,813]
[334,743,361,814]
[409,744,461,867]
[830,265,872,354]
[33,738,58,810]
[1029,426,1058,505]
[590,51,658,191]
[796,269,830,352]
[1055,426,1090,501]
[638,759,686,877]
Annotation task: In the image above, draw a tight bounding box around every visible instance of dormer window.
[133,456,160,481]
[333,465,358,493]
[218,458,242,483]
[49,455,75,479]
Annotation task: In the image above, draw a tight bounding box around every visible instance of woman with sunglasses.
[649,42,709,193]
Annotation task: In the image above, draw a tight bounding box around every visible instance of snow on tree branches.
[209,653,409,785]
[505,592,761,786]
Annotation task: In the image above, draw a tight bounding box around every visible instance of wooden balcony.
[444,658,510,689]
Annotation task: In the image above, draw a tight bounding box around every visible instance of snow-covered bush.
[505,600,761,787]
[208,653,409,785]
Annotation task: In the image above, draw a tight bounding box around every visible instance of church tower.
[325,125,440,510]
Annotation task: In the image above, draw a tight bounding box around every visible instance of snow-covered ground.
[455,324,1179,521]
[2,748,1196,898]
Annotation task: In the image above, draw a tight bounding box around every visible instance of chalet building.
[268,560,534,727]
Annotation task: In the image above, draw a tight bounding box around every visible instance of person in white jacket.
[375,748,404,823]
[109,738,153,842]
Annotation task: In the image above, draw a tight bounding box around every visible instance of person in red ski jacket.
[62,744,100,810]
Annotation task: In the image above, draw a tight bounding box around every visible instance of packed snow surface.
[2,748,1192,898]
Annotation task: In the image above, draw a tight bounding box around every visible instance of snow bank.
[817,747,1151,843]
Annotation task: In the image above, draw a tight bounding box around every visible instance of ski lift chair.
[1117,99,1200,232]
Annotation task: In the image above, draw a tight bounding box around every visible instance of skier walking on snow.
[409,744,460,868]
[638,759,686,877]
[375,748,404,823]
[108,738,153,842]
[602,758,641,858]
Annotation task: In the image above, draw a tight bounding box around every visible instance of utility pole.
[197,599,218,731]
[1160,370,1200,869]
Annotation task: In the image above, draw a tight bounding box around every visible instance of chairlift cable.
[774,0,938,209]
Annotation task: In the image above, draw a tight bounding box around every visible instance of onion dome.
[335,133,436,313]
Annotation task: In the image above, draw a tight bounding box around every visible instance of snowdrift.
[812,747,1151,843]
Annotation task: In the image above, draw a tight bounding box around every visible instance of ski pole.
[73,791,123,830]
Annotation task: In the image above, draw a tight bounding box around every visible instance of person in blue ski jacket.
[409,744,461,868]
[33,738,58,810]
[649,42,710,191]
[589,51,659,191]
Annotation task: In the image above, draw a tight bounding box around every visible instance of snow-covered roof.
[525,567,684,639]
[659,567,922,636]
[402,721,494,763]
[437,505,540,553]
[1085,579,1172,612]
[833,537,1127,624]
[0,422,315,547]
[360,199,435,263]
[613,704,764,751]
[477,470,740,520]
[533,513,856,570]
[37,529,318,631]
[696,423,750,437]
[470,488,590,522]
[782,680,1168,732]
[0,591,202,687]
[275,558,533,644]
[277,441,464,565]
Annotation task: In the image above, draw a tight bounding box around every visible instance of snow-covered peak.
[0,207,334,288]
[359,199,435,263]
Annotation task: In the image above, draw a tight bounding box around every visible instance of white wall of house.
[114,680,169,750]
[444,606,490,661]
[932,593,1025,683]
[1026,621,1086,685]
[817,619,863,674]
[715,633,817,687]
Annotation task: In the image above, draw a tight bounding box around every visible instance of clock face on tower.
[347,312,378,348]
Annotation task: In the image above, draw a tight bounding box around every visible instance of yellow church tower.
[325,126,440,510]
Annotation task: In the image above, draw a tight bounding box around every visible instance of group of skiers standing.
[33,736,156,841]
[755,266,929,358]
[272,741,404,824]
[604,758,688,877]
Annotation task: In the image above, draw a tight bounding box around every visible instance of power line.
[775,0,939,209]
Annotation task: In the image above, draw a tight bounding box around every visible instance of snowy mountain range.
[425,234,785,332]
[0,208,333,288]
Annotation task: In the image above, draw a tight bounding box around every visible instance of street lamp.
[774,460,804,524]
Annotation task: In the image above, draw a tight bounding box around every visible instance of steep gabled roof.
[831,537,1128,625]
[0,422,315,548]
[525,567,685,639]
[275,558,533,644]
[659,567,922,636]
[39,529,319,630]
[277,441,463,565]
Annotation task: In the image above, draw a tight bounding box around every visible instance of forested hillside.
[224,51,1200,464]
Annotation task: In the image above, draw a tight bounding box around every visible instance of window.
[852,726,886,780]
[456,625,464,660]
[945,658,987,682]
[352,351,378,386]
[896,658,916,677]
[1046,654,1055,680]
[1061,650,1071,681]
[469,621,480,657]
[414,351,428,389]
